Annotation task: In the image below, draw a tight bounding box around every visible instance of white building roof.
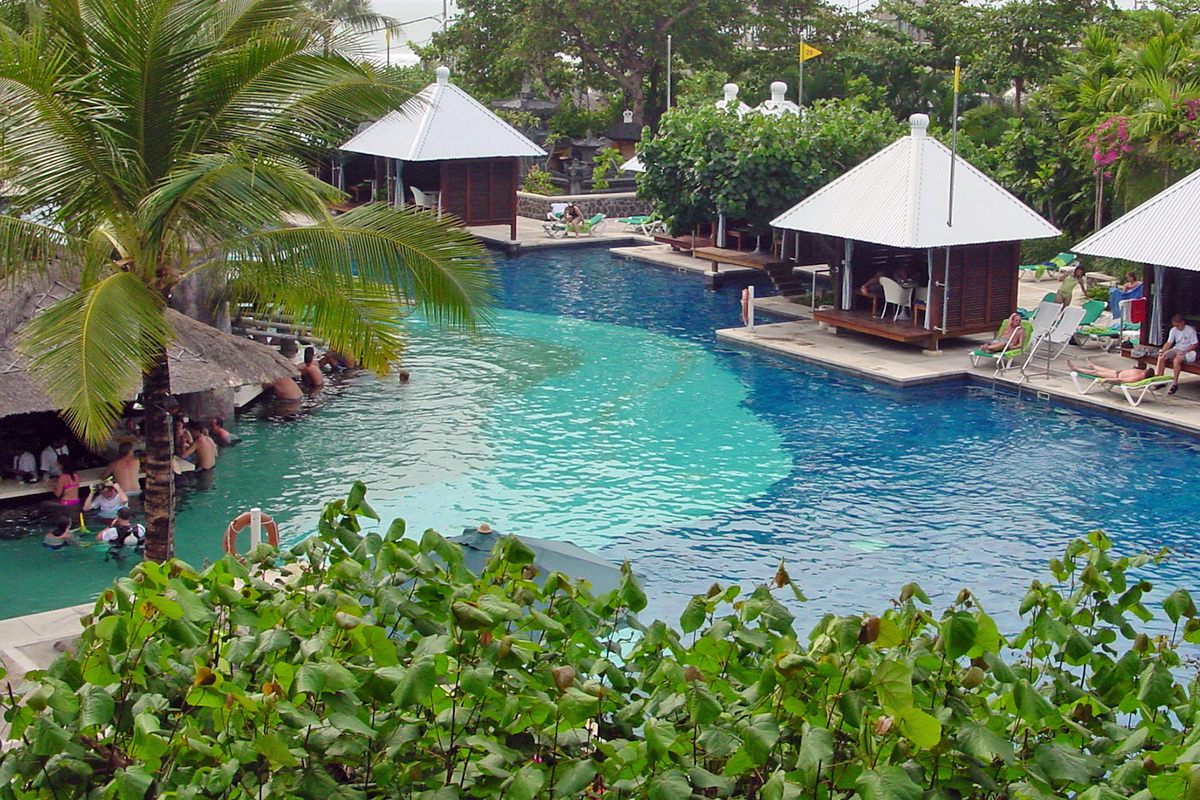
[755,81,800,117]
[1073,167,1200,271]
[771,114,1060,248]
[340,67,545,162]
[715,83,750,117]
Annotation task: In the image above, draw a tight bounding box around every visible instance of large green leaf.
[296,661,358,695]
[855,766,923,800]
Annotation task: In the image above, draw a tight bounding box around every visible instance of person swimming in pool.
[43,516,77,549]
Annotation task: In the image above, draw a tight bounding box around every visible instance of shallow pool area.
[2,248,1198,626]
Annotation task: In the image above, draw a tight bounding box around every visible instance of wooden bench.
[692,247,786,274]
[1124,347,1200,377]
[653,233,714,253]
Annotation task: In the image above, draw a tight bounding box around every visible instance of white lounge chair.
[1070,371,1175,407]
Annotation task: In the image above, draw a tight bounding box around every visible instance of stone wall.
[518,191,651,220]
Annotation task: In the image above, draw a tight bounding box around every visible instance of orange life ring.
[223,511,279,554]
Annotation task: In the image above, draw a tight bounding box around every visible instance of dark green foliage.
[638,100,902,234]
[2,486,1198,799]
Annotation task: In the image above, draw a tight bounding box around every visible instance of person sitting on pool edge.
[981,313,1026,353]
[43,516,77,549]
[1067,358,1156,384]
[83,479,128,521]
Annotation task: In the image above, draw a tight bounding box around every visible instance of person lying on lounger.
[1067,358,1155,383]
[981,313,1025,353]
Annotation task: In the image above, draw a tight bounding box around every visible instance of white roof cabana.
[1074,167,1200,345]
[770,113,1059,350]
[340,66,545,238]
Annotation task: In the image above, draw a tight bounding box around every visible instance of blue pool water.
[2,248,1197,626]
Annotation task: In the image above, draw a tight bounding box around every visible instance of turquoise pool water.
[2,248,1198,625]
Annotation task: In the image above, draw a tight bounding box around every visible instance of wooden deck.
[692,247,787,273]
[813,309,996,350]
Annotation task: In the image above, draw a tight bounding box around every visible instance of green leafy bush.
[522,167,556,195]
[2,484,1198,800]
[638,99,902,235]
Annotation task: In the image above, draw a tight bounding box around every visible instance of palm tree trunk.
[141,350,175,562]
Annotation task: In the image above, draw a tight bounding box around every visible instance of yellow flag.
[799,43,822,62]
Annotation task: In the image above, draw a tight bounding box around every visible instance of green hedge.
[1,483,1197,799]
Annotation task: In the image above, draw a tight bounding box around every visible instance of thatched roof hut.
[0,272,298,418]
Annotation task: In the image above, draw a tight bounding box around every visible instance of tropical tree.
[0,0,494,561]
[301,0,403,52]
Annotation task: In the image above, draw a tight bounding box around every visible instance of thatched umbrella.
[0,272,298,418]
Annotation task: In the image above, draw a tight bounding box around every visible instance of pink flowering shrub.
[1088,115,1132,178]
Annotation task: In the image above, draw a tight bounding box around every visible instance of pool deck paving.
[3,231,1200,689]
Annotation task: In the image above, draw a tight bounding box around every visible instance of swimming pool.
[2,247,1197,625]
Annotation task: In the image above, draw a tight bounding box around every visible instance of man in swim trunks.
[1067,358,1155,384]
[107,442,141,495]
[180,422,218,470]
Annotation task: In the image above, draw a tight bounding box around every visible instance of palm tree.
[303,0,404,52]
[0,0,494,562]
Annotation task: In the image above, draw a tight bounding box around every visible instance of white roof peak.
[340,71,545,161]
[756,81,799,117]
[771,122,1059,247]
[716,83,750,116]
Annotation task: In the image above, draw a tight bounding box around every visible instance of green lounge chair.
[1019,252,1076,282]
[542,212,607,238]
[969,319,1034,374]
[616,215,665,235]
[1070,371,1174,407]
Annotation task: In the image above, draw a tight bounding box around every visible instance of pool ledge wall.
[715,317,1200,441]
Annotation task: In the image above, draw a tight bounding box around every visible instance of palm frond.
[223,202,496,331]
[0,213,75,279]
[19,271,172,445]
[142,151,339,248]
[233,277,408,372]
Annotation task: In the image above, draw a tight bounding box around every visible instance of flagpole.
[947,55,961,227]
[798,39,805,107]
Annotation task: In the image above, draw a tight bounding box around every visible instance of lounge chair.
[970,319,1034,374]
[617,215,665,235]
[1070,371,1174,407]
[1023,305,1087,370]
[542,212,606,238]
[1018,252,1076,282]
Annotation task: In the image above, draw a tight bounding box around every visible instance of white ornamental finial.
[909,113,930,137]
[770,81,787,104]
[435,66,450,85]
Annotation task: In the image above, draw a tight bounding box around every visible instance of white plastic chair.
[411,187,441,217]
[878,277,913,321]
